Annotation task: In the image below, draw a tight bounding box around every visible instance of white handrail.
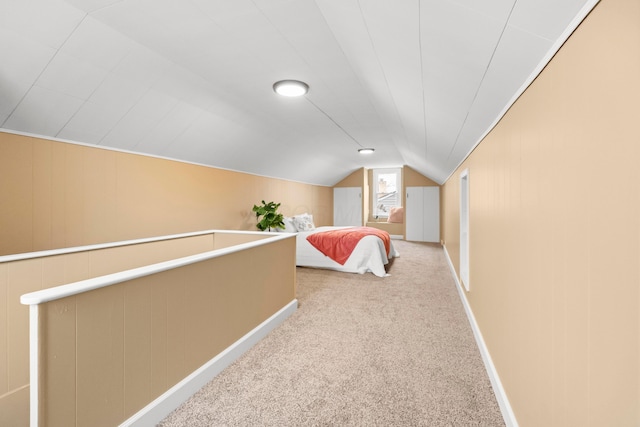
[20,232,293,305]
[1,229,276,263]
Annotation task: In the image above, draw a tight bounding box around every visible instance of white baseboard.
[120,299,298,427]
[442,246,518,427]
[390,234,403,240]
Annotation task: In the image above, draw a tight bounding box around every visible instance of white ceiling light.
[358,148,375,154]
[273,80,309,97]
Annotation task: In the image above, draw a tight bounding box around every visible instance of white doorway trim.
[460,169,470,291]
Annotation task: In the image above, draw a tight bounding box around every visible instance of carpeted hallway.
[158,240,505,426]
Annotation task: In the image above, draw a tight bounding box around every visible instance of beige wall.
[0,131,329,424]
[333,168,365,188]
[0,131,332,256]
[442,1,640,426]
[403,165,439,187]
[36,236,295,426]
[0,232,278,426]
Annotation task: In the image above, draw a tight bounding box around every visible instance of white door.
[406,186,440,242]
[334,187,362,226]
[423,186,440,243]
[405,187,424,241]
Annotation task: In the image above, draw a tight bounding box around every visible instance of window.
[372,168,402,218]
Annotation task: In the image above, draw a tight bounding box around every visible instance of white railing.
[12,230,297,426]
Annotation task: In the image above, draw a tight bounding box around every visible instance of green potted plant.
[252,200,285,231]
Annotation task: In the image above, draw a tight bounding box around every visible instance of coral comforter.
[295,226,398,277]
[306,226,391,265]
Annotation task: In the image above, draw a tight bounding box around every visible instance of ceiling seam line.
[81,0,127,14]
[129,102,181,151]
[305,98,363,148]
[1,13,90,130]
[312,0,404,148]
[87,0,259,140]
[445,0,519,161]
[309,0,378,129]
[355,0,412,150]
[159,109,206,155]
[96,84,152,146]
[418,0,428,159]
[55,53,118,141]
[254,0,370,147]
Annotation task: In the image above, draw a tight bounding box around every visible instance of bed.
[295,226,399,277]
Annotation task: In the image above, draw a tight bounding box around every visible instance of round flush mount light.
[273,80,309,97]
[358,148,375,154]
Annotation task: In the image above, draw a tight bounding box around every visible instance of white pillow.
[292,213,315,232]
[281,217,297,233]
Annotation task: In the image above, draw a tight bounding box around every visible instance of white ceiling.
[1,0,597,185]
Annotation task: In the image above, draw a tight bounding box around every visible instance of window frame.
[372,167,402,219]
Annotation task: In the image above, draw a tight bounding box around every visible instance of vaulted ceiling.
[1,0,596,186]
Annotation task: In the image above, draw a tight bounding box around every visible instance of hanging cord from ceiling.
[445,0,519,162]
[305,97,366,149]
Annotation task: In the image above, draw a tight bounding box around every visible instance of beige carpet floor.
[158,240,505,426]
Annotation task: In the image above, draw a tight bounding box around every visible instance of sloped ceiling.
[1,0,596,186]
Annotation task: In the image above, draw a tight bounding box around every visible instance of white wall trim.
[442,0,601,185]
[3,229,286,264]
[442,245,518,427]
[20,233,295,306]
[119,299,298,427]
[29,305,39,427]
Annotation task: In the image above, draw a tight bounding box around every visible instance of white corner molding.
[442,245,519,427]
[29,305,39,427]
[443,0,601,185]
[119,299,298,427]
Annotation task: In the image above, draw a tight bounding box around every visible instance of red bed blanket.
[306,227,391,265]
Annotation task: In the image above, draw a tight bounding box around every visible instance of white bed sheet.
[295,226,399,277]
